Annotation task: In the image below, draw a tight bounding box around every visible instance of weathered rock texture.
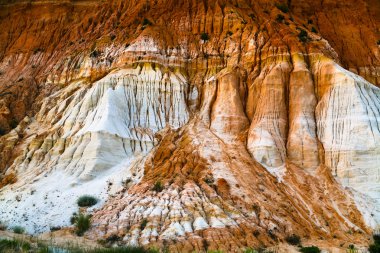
[0,0,380,252]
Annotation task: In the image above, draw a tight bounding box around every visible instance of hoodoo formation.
[0,0,380,252]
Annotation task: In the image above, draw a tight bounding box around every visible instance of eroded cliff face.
[0,0,380,251]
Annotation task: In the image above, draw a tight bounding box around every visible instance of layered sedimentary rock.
[0,0,380,251]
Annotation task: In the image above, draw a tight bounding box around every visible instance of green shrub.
[369,234,380,253]
[285,234,301,245]
[77,195,98,207]
[369,243,380,253]
[348,244,356,251]
[298,29,308,42]
[276,14,285,23]
[374,234,380,244]
[50,226,62,232]
[275,3,289,13]
[74,213,91,236]
[152,181,163,192]
[90,50,100,58]
[0,221,7,231]
[201,33,210,41]
[71,212,78,224]
[311,27,318,33]
[140,219,148,230]
[300,246,321,253]
[142,18,152,26]
[12,226,25,234]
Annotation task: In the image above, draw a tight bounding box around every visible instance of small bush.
[276,14,285,23]
[70,212,78,224]
[105,234,121,243]
[77,195,98,207]
[50,226,62,232]
[74,213,91,236]
[12,226,25,234]
[90,50,100,58]
[275,3,289,13]
[152,181,163,192]
[0,222,7,231]
[298,29,308,42]
[226,31,233,37]
[374,234,380,244]
[311,27,318,33]
[369,243,380,253]
[300,246,321,253]
[377,40,380,45]
[369,234,380,253]
[142,18,152,26]
[140,219,148,230]
[285,234,301,245]
[201,33,210,41]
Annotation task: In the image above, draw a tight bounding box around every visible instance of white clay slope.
[0,63,190,233]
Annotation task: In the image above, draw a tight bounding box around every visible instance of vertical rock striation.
[0,0,379,251]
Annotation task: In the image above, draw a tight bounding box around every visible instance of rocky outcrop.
[0,0,379,251]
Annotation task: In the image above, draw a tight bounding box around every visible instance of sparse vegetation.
[243,248,258,253]
[72,212,91,236]
[276,14,285,23]
[201,32,210,41]
[142,18,152,26]
[140,219,148,230]
[50,226,62,232]
[369,233,380,253]
[0,238,31,252]
[377,40,380,45]
[90,50,100,58]
[299,246,321,253]
[226,31,233,37]
[275,3,289,13]
[12,226,25,234]
[285,234,301,245]
[105,234,122,244]
[152,181,163,192]
[77,195,98,207]
[311,27,318,33]
[10,118,18,129]
[204,176,214,185]
[0,238,156,253]
[0,221,7,230]
[33,48,43,54]
[298,29,309,42]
